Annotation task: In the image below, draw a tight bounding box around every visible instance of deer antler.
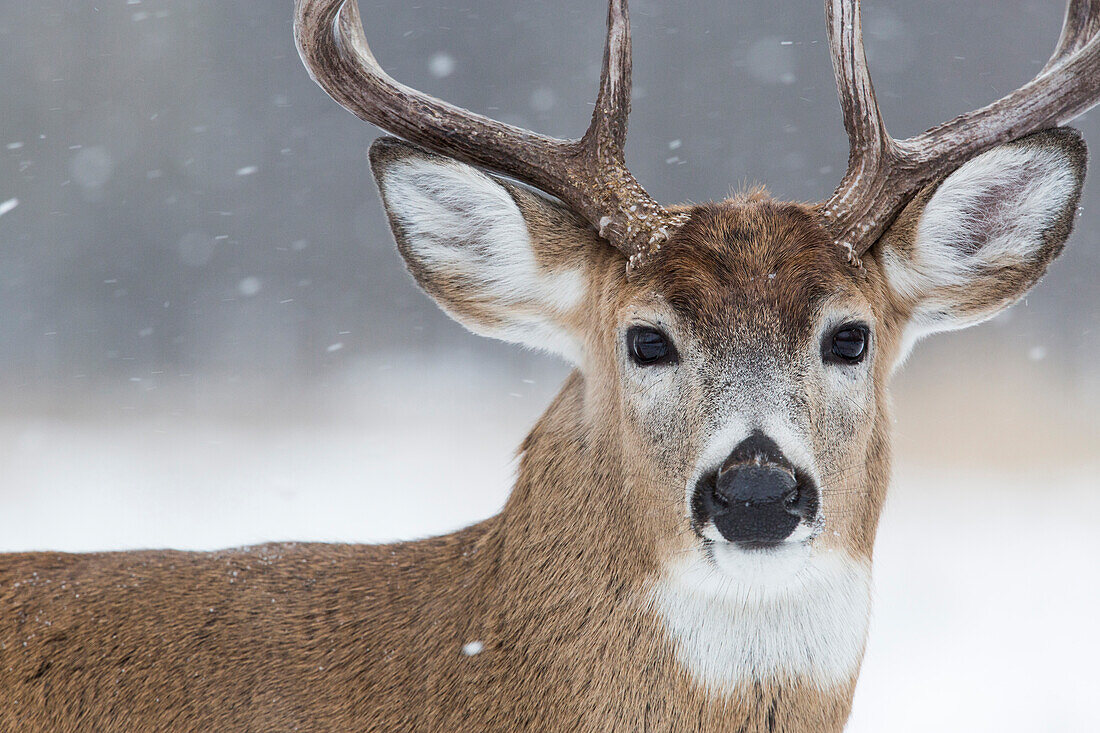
[294,0,689,271]
[824,0,1100,268]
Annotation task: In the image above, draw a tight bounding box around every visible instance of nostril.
[710,484,729,509]
[785,480,819,521]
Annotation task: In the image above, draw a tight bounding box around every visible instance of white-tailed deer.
[2,1,1097,730]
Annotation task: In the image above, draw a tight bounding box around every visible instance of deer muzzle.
[694,431,819,549]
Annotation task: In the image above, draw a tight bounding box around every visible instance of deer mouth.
[695,533,816,589]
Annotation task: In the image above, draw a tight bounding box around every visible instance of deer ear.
[879,128,1086,352]
[369,138,596,363]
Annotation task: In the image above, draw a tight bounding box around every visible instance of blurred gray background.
[1,0,1097,412]
[1,1,1097,730]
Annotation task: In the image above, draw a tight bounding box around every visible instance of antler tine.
[822,0,897,267]
[585,0,632,155]
[575,0,692,268]
[823,0,1100,264]
[1043,0,1100,73]
[825,0,893,180]
[294,0,687,272]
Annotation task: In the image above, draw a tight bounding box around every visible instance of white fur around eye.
[378,156,586,361]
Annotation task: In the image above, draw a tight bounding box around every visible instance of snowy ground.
[2,363,1097,731]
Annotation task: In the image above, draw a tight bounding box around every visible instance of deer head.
[296,0,1096,694]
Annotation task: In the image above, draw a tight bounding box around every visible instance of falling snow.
[237,277,262,297]
[529,87,556,113]
[70,146,114,190]
[428,53,455,78]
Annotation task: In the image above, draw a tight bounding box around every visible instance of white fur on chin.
[650,543,871,693]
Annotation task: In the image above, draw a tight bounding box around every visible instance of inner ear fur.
[874,127,1087,334]
[368,137,607,363]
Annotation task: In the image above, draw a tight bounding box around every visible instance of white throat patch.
[650,545,871,693]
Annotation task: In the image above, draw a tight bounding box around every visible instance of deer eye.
[627,326,676,366]
[824,323,869,365]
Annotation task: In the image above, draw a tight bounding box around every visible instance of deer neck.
[479,371,866,729]
[493,370,653,585]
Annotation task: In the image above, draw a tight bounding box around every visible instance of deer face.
[371,128,1084,687]
[610,199,886,578]
[372,129,1083,577]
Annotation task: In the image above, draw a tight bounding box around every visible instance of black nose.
[694,432,818,548]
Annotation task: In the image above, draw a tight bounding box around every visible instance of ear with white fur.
[878,128,1087,355]
[369,137,599,363]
